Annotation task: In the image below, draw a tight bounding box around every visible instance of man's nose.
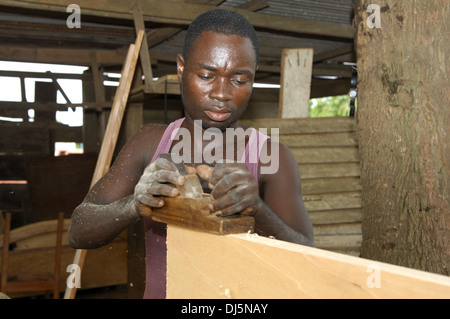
[209,77,232,101]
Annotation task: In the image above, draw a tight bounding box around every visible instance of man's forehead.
[189,31,256,65]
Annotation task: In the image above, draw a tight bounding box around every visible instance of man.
[68,9,314,299]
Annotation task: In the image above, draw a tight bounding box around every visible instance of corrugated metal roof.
[221,0,354,25]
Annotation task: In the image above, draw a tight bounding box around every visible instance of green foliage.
[309,95,356,117]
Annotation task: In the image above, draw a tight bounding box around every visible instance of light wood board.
[166,226,450,299]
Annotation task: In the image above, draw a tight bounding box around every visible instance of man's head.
[177,9,259,131]
[182,9,259,65]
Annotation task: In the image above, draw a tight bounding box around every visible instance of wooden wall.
[241,117,362,256]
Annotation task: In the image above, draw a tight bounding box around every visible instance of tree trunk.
[354,0,449,275]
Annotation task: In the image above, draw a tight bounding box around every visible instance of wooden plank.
[91,30,144,181]
[301,177,362,195]
[313,223,362,236]
[314,234,362,251]
[89,52,105,105]
[280,132,358,148]
[278,48,313,118]
[308,208,362,225]
[298,163,361,179]
[303,192,362,211]
[166,226,450,298]
[241,117,356,134]
[0,219,71,248]
[292,147,360,164]
[258,62,353,78]
[151,196,255,235]
[132,3,154,93]
[0,45,126,66]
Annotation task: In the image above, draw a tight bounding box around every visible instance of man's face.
[177,31,257,130]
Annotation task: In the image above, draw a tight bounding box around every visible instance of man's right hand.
[133,158,185,217]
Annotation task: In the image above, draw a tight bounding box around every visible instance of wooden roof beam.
[0,45,126,66]
[0,0,354,40]
[146,0,270,49]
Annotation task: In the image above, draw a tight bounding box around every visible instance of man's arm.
[68,124,184,249]
[68,194,140,249]
[255,142,314,246]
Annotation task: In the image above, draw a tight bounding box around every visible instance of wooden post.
[278,48,313,118]
[89,52,105,105]
[166,226,450,298]
[64,30,144,299]
[132,2,154,93]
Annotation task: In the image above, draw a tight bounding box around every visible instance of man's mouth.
[204,110,231,122]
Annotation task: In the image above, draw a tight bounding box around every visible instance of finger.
[185,165,197,175]
[210,186,253,215]
[153,157,179,171]
[210,170,249,199]
[147,182,180,197]
[136,194,164,209]
[207,163,225,186]
[135,177,180,200]
[208,163,247,187]
[196,164,213,180]
[141,168,185,186]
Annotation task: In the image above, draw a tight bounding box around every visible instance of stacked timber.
[241,117,362,256]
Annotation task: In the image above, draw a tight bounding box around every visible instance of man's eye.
[197,74,212,80]
[233,79,248,85]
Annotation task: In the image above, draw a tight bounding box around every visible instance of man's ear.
[177,54,185,83]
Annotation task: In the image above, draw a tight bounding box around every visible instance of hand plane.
[150,154,255,235]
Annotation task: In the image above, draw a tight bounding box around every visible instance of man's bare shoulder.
[133,123,168,144]
[138,122,169,136]
[117,122,170,165]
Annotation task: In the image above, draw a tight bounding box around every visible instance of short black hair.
[182,8,259,63]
